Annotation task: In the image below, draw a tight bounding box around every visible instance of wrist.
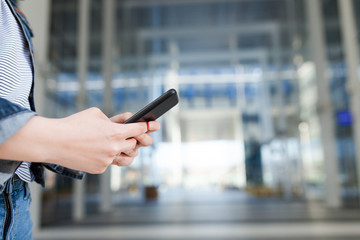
[0,116,60,164]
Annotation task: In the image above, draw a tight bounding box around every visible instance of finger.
[117,138,138,153]
[146,121,161,133]
[114,122,148,140]
[134,134,153,148]
[112,156,135,166]
[110,112,133,123]
[122,149,138,158]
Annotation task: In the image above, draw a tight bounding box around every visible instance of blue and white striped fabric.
[0,0,34,182]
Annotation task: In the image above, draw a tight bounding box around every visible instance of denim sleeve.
[0,97,37,192]
[0,97,37,145]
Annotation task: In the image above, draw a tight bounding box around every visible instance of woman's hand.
[0,108,151,174]
[110,112,161,166]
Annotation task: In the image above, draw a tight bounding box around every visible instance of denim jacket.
[0,0,84,193]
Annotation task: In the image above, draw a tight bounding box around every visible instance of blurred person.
[0,0,160,239]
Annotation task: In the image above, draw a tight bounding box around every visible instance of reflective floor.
[34,223,360,240]
[34,189,360,240]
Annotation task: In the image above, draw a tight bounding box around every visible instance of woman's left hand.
[110,112,161,166]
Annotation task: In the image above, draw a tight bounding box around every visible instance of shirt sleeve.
[0,97,37,146]
[0,97,37,192]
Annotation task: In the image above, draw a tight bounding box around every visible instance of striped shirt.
[0,0,34,182]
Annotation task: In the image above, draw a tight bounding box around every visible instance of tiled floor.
[34,222,360,240]
[34,189,360,240]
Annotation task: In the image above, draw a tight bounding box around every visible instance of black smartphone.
[124,88,179,124]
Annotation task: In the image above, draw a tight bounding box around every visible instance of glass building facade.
[31,0,360,225]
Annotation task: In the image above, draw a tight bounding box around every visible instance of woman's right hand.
[0,107,148,174]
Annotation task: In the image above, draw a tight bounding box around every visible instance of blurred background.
[17,0,360,239]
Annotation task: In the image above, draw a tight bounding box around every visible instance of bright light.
[153,140,246,189]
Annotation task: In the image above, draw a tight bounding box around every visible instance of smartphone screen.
[124,89,179,124]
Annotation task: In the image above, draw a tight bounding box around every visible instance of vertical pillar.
[271,26,291,199]
[286,0,298,59]
[259,55,274,143]
[231,39,246,188]
[272,28,287,134]
[100,0,115,212]
[338,0,360,204]
[18,0,52,232]
[74,0,91,221]
[305,0,341,207]
[166,40,182,187]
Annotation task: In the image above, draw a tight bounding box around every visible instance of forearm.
[0,97,37,145]
[0,116,56,163]
[0,108,150,174]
